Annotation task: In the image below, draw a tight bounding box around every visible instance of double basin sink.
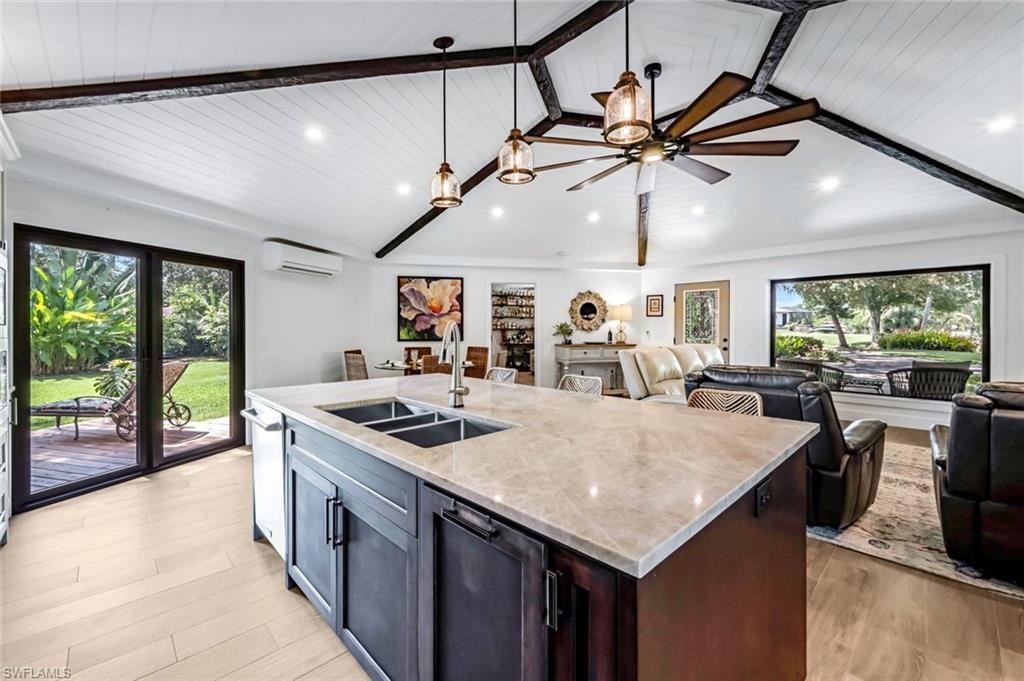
[321,399,512,448]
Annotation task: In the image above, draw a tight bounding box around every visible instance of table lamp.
[609,304,633,344]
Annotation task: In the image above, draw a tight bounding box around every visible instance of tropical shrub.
[30,247,136,376]
[775,335,827,359]
[163,284,230,358]
[93,358,136,398]
[878,330,976,352]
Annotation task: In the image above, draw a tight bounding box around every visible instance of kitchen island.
[246,374,818,681]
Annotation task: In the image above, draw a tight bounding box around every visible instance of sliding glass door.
[12,226,244,511]
[157,257,243,464]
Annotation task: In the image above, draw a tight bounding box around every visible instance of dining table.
[374,359,474,372]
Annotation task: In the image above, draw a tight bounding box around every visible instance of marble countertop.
[248,375,818,578]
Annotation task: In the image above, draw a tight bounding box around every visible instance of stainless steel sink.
[320,399,513,448]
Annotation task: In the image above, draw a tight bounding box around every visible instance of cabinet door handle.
[332,499,345,547]
[325,496,337,545]
[545,570,560,631]
[442,507,497,542]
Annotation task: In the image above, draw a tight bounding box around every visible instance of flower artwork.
[397,277,464,341]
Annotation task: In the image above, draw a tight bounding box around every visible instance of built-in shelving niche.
[491,282,535,385]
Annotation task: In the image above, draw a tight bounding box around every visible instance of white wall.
[639,231,1024,428]
[6,177,370,389]
[360,263,641,387]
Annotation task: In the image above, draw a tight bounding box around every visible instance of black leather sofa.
[685,365,887,528]
[931,382,1024,578]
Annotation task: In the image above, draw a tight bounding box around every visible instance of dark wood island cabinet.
[251,376,817,681]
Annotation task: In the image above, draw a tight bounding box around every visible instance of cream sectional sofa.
[618,344,726,402]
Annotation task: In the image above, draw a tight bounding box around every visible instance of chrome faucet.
[440,322,470,408]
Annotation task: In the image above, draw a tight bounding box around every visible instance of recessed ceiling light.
[490,206,505,218]
[819,176,840,192]
[396,183,411,196]
[304,126,324,142]
[987,116,1014,134]
[589,485,599,498]
[692,205,705,216]
[587,211,601,223]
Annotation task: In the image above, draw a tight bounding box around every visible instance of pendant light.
[603,3,652,146]
[497,0,535,184]
[430,36,462,208]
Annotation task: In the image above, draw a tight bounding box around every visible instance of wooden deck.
[30,417,231,493]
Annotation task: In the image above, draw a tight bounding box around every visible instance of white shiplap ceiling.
[0,1,591,89]
[774,0,1024,193]
[546,0,778,116]
[3,0,1023,267]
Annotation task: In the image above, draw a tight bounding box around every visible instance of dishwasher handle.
[241,407,283,432]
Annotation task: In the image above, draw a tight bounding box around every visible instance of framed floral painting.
[397,276,464,341]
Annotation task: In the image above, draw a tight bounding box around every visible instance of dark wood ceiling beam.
[1,47,520,113]
[528,58,562,121]
[748,7,807,94]
[530,1,631,61]
[760,85,1024,214]
[727,0,844,11]
[374,117,557,259]
[2,1,629,114]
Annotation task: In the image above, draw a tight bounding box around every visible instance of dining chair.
[557,374,603,395]
[686,387,763,416]
[344,349,369,381]
[421,355,439,374]
[465,346,489,379]
[485,367,518,384]
[495,350,509,369]
[403,346,432,376]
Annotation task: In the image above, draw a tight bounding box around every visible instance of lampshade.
[609,304,633,321]
[497,128,535,184]
[603,71,652,145]
[430,162,462,208]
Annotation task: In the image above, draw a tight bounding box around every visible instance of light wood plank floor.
[1,446,1021,680]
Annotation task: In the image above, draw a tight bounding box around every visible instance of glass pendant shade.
[603,71,652,145]
[430,161,462,208]
[497,128,535,185]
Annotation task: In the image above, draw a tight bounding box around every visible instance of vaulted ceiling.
[2,1,1022,267]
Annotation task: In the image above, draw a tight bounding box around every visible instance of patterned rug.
[807,441,1024,601]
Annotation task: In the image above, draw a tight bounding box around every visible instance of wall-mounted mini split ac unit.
[262,241,342,278]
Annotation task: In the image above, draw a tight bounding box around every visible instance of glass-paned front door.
[27,243,141,493]
[159,260,235,461]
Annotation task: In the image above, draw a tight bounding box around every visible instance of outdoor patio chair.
[776,357,885,395]
[887,361,972,401]
[30,361,192,442]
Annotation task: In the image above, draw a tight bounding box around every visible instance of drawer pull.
[442,507,497,542]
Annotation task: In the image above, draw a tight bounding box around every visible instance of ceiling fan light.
[430,162,462,208]
[604,71,652,146]
[497,128,536,185]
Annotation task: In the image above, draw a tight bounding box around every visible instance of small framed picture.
[646,294,664,317]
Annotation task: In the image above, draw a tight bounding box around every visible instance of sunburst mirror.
[569,290,608,331]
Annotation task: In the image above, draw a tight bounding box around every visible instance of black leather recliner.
[931,382,1024,579]
[685,365,887,528]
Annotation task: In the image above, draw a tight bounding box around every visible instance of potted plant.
[553,322,574,345]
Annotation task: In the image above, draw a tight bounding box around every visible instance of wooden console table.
[555,343,636,396]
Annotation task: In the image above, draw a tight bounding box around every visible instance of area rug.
[807,442,1024,601]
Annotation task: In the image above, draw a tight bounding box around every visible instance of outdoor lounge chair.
[887,361,972,401]
[31,361,192,441]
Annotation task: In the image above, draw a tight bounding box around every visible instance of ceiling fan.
[526,65,820,265]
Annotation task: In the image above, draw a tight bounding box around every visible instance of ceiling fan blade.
[534,154,624,173]
[637,193,650,267]
[524,135,620,149]
[566,161,630,192]
[664,155,730,184]
[635,162,657,196]
[591,91,611,107]
[684,140,799,156]
[664,72,751,140]
[685,99,820,144]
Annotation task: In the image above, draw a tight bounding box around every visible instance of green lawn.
[776,330,981,363]
[30,360,230,431]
